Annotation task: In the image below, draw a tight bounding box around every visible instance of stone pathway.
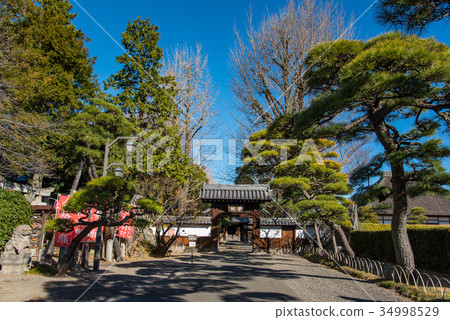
[0,243,408,302]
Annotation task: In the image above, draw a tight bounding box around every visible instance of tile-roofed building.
[260,217,299,226]
[161,216,299,227]
[370,172,450,224]
[200,184,272,202]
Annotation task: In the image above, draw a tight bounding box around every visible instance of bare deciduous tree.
[164,44,217,158]
[230,0,351,130]
[333,138,373,175]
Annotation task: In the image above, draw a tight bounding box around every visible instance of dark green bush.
[0,189,33,252]
[351,225,450,272]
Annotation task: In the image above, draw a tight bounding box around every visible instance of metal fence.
[297,246,449,300]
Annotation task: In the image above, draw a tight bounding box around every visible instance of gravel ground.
[0,244,408,302]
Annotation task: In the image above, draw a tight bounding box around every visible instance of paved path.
[0,242,407,302]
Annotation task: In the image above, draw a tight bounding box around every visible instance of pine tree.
[376,0,450,33]
[62,97,135,190]
[239,119,355,256]
[295,32,450,269]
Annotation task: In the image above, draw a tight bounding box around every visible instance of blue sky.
[69,0,450,183]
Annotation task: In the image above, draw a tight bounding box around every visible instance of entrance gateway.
[199,184,272,251]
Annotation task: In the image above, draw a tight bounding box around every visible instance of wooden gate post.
[211,207,219,251]
[252,207,261,251]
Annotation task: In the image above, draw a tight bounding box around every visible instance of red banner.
[53,194,132,245]
[54,194,74,247]
[54,230,74,247]
[54,194,70,215]
[117,210,133,239]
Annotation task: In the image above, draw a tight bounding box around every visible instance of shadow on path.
[34,253,301,301]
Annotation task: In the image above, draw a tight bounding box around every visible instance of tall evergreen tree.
[0,0,98,183]
[105,17,190,198]
[295,32,450,269]
[0,0,97,116]
[376,0,450,33]
[105,17,177,128]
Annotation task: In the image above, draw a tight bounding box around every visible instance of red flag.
[117,210,133,239]
[54,231,74,247]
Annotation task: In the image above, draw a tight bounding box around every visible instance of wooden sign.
[228,205,244,213]
[188,234,197,248]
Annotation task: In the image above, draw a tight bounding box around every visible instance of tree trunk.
[108,227,123,261]
[370,115,415,269]
[80,243,89,268]
[313,221,323,250]
[324,220,355,258]
[70,158,85,195]
[30,173,44,203]
[371,116,415,269]
[93,226,103,271]
[351,204,360,231]
[56,225,97,276]
[390,163,415,269]
[86,156,98,180]
[331,232,338,254]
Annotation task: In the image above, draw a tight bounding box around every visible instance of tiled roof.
[200,184,272,202]
[261,218,299,226]
[371,172,450,217]
[161,216,212,225]
[161,216,298,226]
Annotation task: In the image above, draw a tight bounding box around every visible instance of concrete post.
[106,239,113,262]
[57,246,68,268]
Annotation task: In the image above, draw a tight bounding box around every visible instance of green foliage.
[26,264,57,276]
[44,217,73,232]
[136,198,163,215]
[237,116,353,228]
[375,0,450,33]
[351,225,450,272]
[297,32,450,267]
[0,190,33,252]
[360,223,391,231]
[0,0,97,116]
[105,17,191,194]
[132,219,151,229]
[64,176,135,213]
[219,217,232,233]
[408,207,428,224]
[0,0,98,180]
[358,206,379,223]
[69,97,135,161]
[104,17,177,128]
[249,129,268,141]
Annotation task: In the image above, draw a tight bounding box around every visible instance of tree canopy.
[0,0,98,180]
[376,0,450,33]
[105,17,176,128]
[238,120,355,256]
[295,32,450,268]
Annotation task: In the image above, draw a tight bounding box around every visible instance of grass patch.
[300,252,449,302]
[26,264,57,276]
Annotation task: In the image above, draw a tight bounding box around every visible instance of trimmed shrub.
[360,223,391,231]
[351,224,450,272]
[0,189,33,253]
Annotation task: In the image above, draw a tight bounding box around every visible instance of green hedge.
[351,224,450,272]
[0,189,33,253]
